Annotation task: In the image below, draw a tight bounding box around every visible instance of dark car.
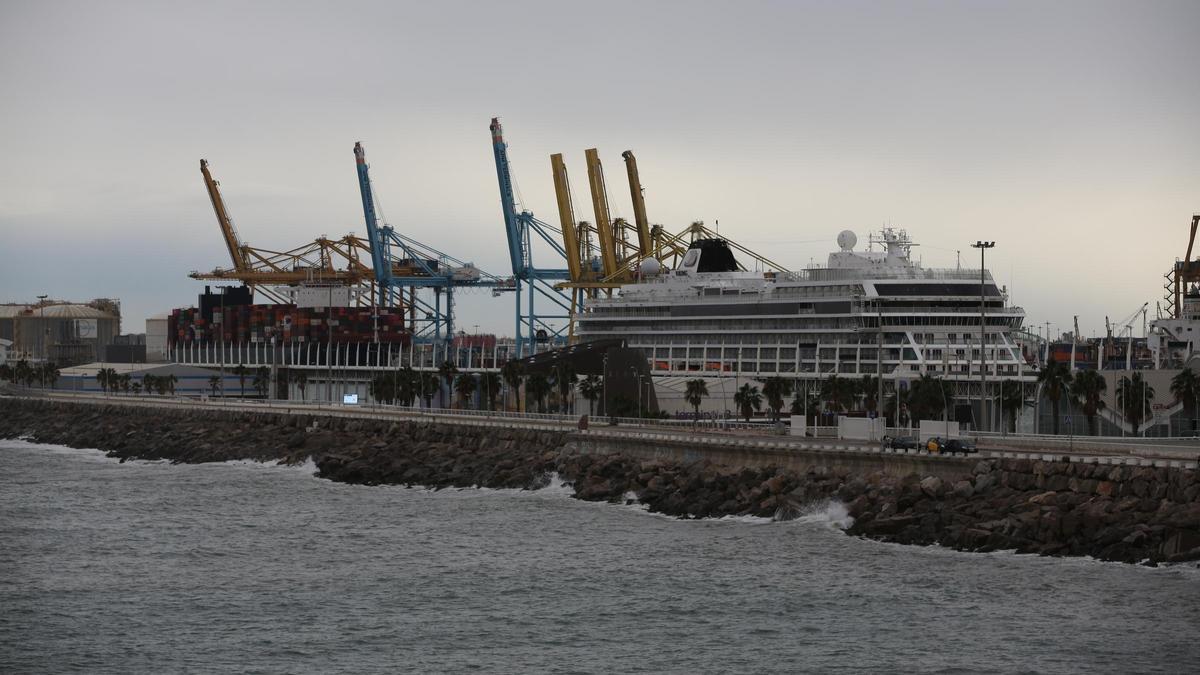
[941,438,978,454]
[886,435,919,450]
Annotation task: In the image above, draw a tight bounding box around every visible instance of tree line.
[679,359,1200,436]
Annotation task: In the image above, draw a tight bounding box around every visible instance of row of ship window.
[647,361,1025,376]
[582,316,1020,333]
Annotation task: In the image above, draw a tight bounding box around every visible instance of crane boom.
[621,150,652,256]
[551,153,584,282]
[353,142,393,302]
[490,118,526,276]
[585,148,620,279]
[200,159,250,273]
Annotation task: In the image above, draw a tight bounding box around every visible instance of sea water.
[2,439,1198,673]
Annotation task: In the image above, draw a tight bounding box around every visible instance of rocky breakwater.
[3,397,1199,565]
[0,398,567,490]
[552,453,1200,565]
[845,457,1200,565]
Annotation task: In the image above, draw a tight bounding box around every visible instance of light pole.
[327,285,334,404]
[972,241,995,433]
[36,295,47,389]
[601,352,608,417]
[629,367,641,419]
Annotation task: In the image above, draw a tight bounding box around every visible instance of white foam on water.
[209,457,319,474]
[539,472,575,497]
[713,514,775,525]
[0,438,110,462]
[786,500,855,530]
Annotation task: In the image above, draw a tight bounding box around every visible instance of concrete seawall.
[568,429,975,481]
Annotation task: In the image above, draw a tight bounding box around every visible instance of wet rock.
[920,476,945,499]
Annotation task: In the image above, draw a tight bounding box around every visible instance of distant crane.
[191,159,372,303]
[354,141,512,342]
[490,118,573,356]
[1105,302,1149,370]
[1163,215,1200,318]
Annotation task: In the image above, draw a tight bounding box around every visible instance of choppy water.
[2,439,1198,674]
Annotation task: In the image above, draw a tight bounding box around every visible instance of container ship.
[169,286,410,347]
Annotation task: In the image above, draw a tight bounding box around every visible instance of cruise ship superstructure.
[577,228,1034,405]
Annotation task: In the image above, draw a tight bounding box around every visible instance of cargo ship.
[169,287,410,346]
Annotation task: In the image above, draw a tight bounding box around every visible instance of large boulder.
[920,476,945,498]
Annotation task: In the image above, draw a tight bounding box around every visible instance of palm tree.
[1070,369,1107,436]
[790,385,823,426]
[143,374,157,395]
[437,360,458,409]
[15,360,32,388]
[292,371,307,401]
[232,364,249,397]
[1037,356,1073,434]
[885,387,911,427]
[420,372,440,408]
[820,375,856,415]
[97,367,117,394]
[40,362,60,389]
[394,367,417,406]
[369,372,395,404]
[1170,367,1200,435]
[118,373,131,395]
[907,373,947,424]
[761,376,792,422]
[578,374,602,416]
[999,379,1024,433]
[208,375,221,397]
[479,372,502,411]
[525,373,551,413]
[131,381,142,395]
[166,373,178,396]
[1116,372,1155,435]
[734,383,762,423]
[0,363,12,383]
[501,360,525,412]
[552,361,576,414]
[859,374,880,415]
[252,366,270,397]
[684,378,709,428]
[454,372,478,409]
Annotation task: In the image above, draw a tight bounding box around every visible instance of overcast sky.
[1,0,1197,339]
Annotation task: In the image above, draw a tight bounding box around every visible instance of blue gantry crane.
[354,141,510,344]
[490,117,575,357]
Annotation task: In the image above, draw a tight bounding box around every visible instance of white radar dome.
[639,258,663,276]
[837,230,857,251]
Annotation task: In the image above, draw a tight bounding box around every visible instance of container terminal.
[2,121,1197,438]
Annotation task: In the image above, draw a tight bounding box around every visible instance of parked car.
[942,438,978,454]
[885,435,919,450]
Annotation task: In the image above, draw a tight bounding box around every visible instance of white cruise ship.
[576,228,1034,412]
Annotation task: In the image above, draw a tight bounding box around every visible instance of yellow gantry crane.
[621,150,653,257]
[550,145,790,303]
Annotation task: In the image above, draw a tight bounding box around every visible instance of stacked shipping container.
[169,304,410,346]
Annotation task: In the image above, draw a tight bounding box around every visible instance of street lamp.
[36,295,47,389]
[971,241,995,433]
[630,366,641,419]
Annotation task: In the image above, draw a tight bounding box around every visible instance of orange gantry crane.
[1164,214,1200,318]
[190,159,375,304]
